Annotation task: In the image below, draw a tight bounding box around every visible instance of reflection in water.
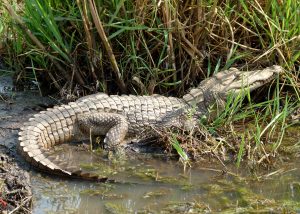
[31,143,300,213]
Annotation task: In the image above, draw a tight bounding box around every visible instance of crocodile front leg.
[77,113,129,149]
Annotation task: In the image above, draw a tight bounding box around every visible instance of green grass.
[3,0,298,94]
[170,134,190,167]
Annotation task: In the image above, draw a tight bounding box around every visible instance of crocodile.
[18,65,283,180]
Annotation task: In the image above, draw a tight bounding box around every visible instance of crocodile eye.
[234,72,243,81]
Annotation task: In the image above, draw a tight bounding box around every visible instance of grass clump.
[161,94,298,169]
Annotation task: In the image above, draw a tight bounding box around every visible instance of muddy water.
[1,76,300,213]
[30,144,300,213]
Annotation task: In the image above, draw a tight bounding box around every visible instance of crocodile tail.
[18,105,108,182]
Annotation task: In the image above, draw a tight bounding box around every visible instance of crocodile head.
[183,65,283,104]
[208,65,283,95]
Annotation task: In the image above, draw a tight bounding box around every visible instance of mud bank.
[0,76,55,213]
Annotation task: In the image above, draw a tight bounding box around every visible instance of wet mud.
[0,76,55,213]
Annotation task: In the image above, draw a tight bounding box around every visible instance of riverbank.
[0,76,56,213]
[0,146,32,213]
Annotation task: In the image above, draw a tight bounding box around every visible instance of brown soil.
[0,146,32,213]
[0,76,57,213]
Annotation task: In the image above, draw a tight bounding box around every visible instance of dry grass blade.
[76,0,97,81]
[88,0,127,93]
[8,196,32,214]
[177,20,204,60]
[162,1,176,72]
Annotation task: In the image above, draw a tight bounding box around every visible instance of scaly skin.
[18,66,283,180]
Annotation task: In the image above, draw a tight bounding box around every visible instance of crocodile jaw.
[183,65,283,105]
[212,65,283,95]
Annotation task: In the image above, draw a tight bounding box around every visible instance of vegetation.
[0,0,300,167]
